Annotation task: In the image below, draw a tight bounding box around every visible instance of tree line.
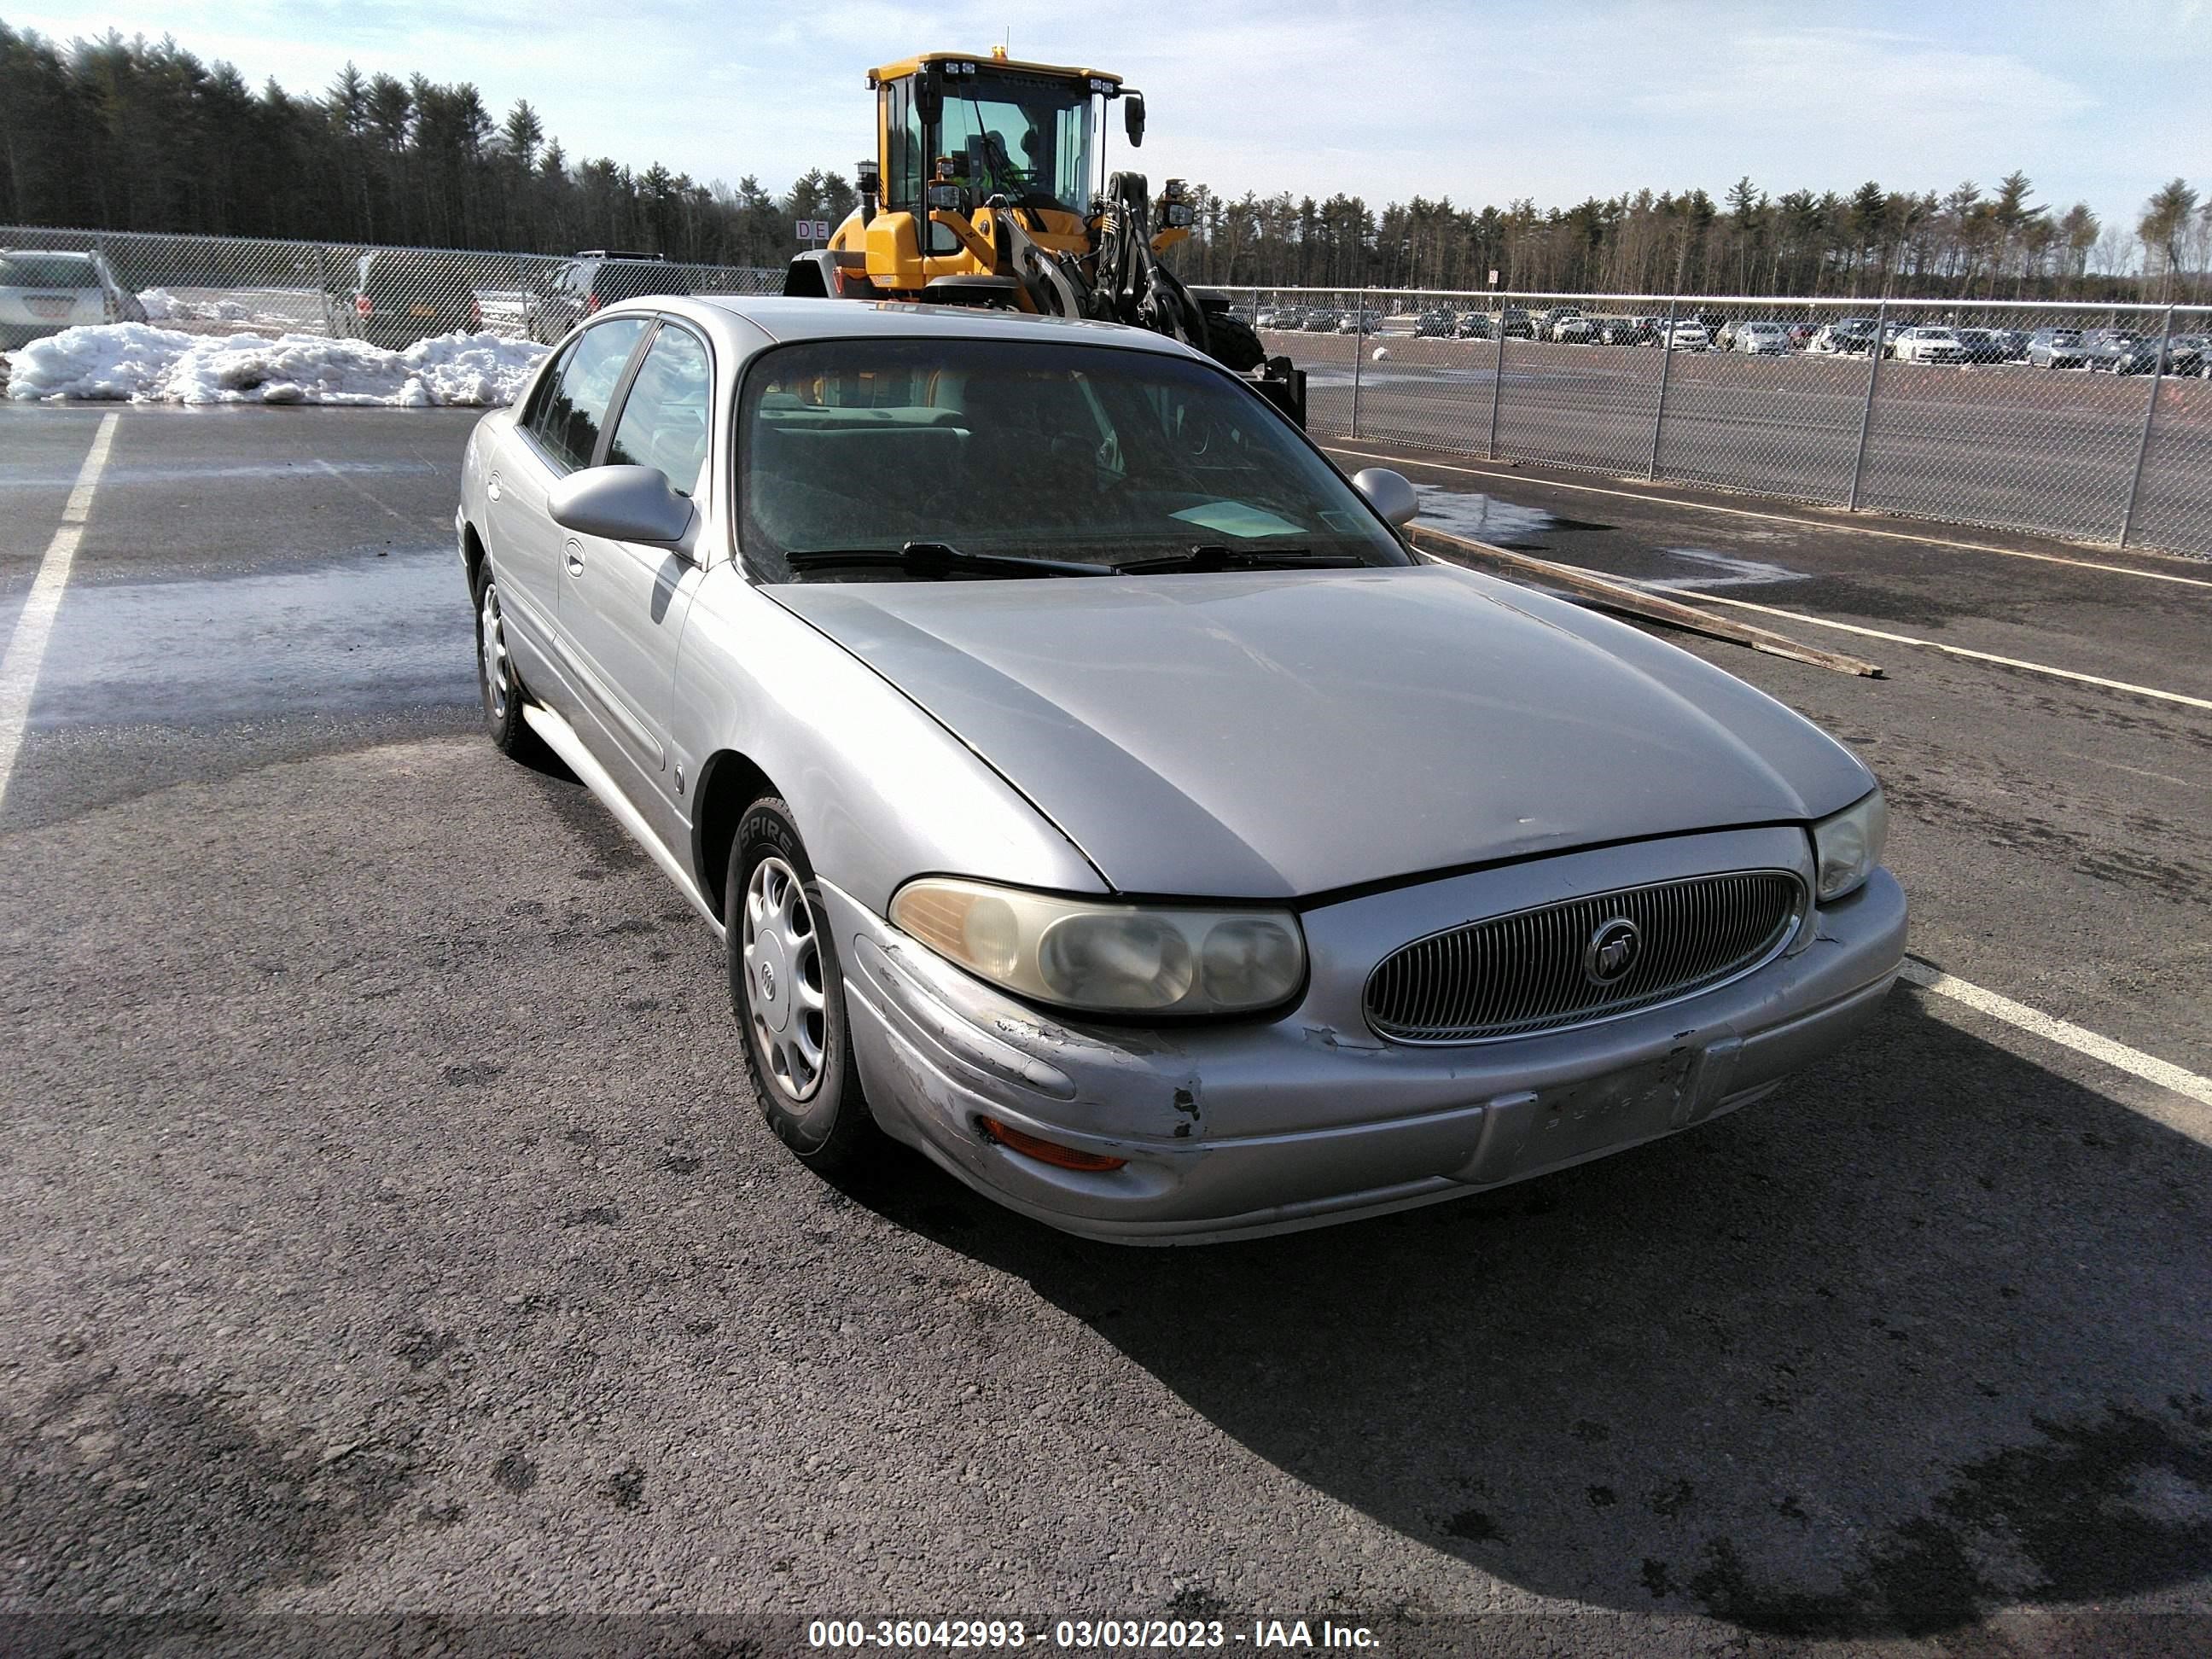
[0,23,851,266]
[2,21,2203,304]
[1165,177,2208,304]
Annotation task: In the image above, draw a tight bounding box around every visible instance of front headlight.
[889,878,1306,1016]
[1811,787,1889,901]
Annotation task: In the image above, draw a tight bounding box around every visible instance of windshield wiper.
[1119,543,1371,574]
[784,541,1117,579]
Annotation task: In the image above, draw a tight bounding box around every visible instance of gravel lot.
[2,405,2207,1656]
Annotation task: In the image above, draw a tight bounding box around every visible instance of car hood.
[770,564,1874,899]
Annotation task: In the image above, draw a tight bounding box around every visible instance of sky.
[9,0,2209,234]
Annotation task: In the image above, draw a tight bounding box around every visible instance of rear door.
[482,315,651,699]
[556,318,713,816]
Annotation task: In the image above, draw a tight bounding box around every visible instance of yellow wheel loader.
[784,49,1306,428]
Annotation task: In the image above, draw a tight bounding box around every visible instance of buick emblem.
[1583,917,1641,986]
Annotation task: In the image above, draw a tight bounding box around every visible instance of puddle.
[1641,546,1810,591]
[26,546,472,728]
[1412,486,1611,545]
[1412,486,1565,547]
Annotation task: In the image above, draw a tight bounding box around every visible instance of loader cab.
[870,53,1133,269]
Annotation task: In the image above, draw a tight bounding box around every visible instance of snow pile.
[137,287,247,321]
[138,287,320,326]
[6,323,549,406]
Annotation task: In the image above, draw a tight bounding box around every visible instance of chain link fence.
[0,224,779,352]
[1220,287,2212,559]
[4,230,2209,559]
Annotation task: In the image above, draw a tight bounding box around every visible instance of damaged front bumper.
[824,825,1906,1245]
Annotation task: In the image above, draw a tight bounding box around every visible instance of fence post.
[2116,304,2174,548]
[1846,298,1889,511]
[1350,282,1366,439]
[1647,294,1680,480]
[1486,293,1507,461]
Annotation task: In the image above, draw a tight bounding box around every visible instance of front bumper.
[829,827,1906,1245]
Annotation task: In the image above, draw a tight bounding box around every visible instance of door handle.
[566,551,585,576]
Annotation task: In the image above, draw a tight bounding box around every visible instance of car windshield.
[739,338,1411,578]
[0,253,97,288]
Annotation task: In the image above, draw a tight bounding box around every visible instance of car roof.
[611,294,1202,358]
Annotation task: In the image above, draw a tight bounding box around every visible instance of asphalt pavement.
[2,405,2208,1656]
[1267,330,2212,559]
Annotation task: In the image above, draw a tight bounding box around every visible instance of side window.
[888,80,919,211]
[522,336,581,438]
[527,317,649,473]
[606,325,713,498]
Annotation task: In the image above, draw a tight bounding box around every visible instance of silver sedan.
[457,297,1906,1244]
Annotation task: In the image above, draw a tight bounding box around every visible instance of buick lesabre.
[456,296,1906,1243]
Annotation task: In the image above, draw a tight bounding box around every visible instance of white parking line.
[1323,442,2212,591]
[1675,592,2212,711]
[314,457,409,522]
[1902,958,2212,1130]
[0,412,119,812]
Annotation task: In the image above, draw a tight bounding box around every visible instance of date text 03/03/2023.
[805,1618,1381,1649]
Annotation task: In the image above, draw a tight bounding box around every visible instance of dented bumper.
[824,826,1906,1245]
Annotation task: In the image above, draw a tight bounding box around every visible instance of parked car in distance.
[1534,306,1580,341]
[0,247,144,347]
[457,295,1906,1243]
[1730,320,1790,355]
[1551,311,1599,344]
[1336,308,1382,335]
[1413,308,1457,337]
[1785,321,1821,351]
[1889,326,1967,364]
[533,251,691,342]
[1810,319,1877,355]
[1657,318,1710,351]
[1596,315,1652,346]
[1498,306,1536,339]
[2026,328,2091,369]
[1951,328,2012,364]
[1255,306,1302,330]
[341,248,481,348]
[1302,308,1343,332]
[2113,333,2205,375]
[1455,310,1494,339]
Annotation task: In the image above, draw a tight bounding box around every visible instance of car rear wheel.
[473,567,543,761]
[728,798,880,1172]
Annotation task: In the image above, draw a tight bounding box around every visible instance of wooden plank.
[1406,521,1886,678]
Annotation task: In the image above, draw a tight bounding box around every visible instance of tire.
[727,797,879,1172]
[472,563,544,761]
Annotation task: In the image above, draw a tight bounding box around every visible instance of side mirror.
[547,465,695,545]
[915,68,943,125]
[1124,90,1145,148]
[1352,467,1418,529]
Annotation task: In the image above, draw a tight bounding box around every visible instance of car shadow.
[830,989,2212,1638]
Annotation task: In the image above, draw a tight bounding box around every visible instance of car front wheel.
[729,798,879,1172]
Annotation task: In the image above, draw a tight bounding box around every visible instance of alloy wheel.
[742,855,827,1103]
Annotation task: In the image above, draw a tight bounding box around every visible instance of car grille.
[1364,870,1805,1044]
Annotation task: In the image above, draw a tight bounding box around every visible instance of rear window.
[0,253,97,288]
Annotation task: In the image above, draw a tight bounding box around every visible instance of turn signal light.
[978,1117,1126,1173]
